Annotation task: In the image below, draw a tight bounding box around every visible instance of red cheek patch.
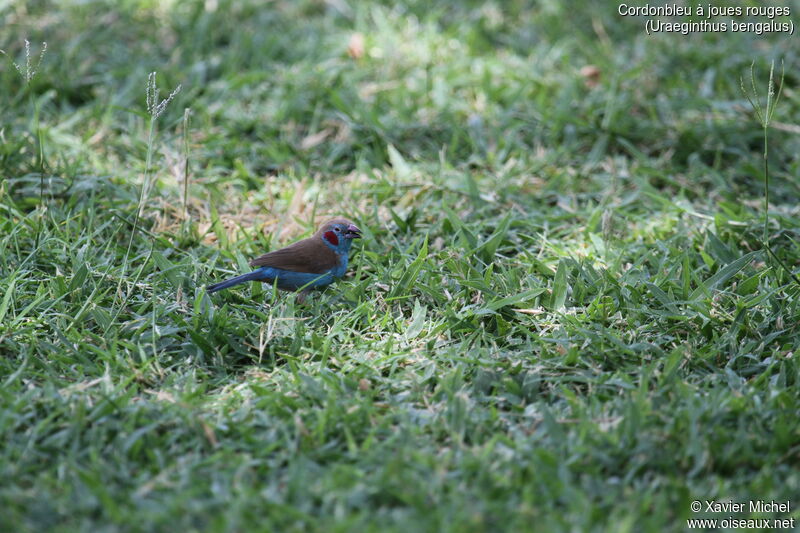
[324,231,339,246]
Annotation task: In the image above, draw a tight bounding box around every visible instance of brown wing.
[249,237,339,274]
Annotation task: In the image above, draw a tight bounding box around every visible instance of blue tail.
[207,269,265,293]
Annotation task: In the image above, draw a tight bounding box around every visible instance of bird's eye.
[335,227,341,232]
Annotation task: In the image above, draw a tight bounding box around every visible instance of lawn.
[1,1,799,531]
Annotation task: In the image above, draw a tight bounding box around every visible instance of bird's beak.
[345,224,362,239]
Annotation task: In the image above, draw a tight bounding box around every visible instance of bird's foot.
[295,290,310,305]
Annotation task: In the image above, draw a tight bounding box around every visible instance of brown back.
[249,235,339,274]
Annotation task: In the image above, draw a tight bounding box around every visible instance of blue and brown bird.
[207,217,362,294]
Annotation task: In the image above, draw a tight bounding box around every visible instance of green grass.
[2,1,800,531]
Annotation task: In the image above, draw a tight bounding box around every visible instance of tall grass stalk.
[741,60,800,286]
[740,60,783,243]
[181,108,192,236]
[5,41,48,245]
[13,41,48,206]
[114,72,181,305]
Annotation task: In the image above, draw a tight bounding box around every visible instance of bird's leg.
[296,290,310,305]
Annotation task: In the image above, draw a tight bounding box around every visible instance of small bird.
[207,217,362,294]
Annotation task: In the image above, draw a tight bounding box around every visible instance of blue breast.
[254,265,339,290]
[329,253,348,278]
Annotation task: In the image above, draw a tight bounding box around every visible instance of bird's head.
[317,217,362,253]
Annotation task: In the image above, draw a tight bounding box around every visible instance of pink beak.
[345,224,362,238]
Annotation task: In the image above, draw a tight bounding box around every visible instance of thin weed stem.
[22,42,48,247]
[4,41,49,246]
[113,72,182,311]
[182,108,191,236]
[740,60,798,287]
